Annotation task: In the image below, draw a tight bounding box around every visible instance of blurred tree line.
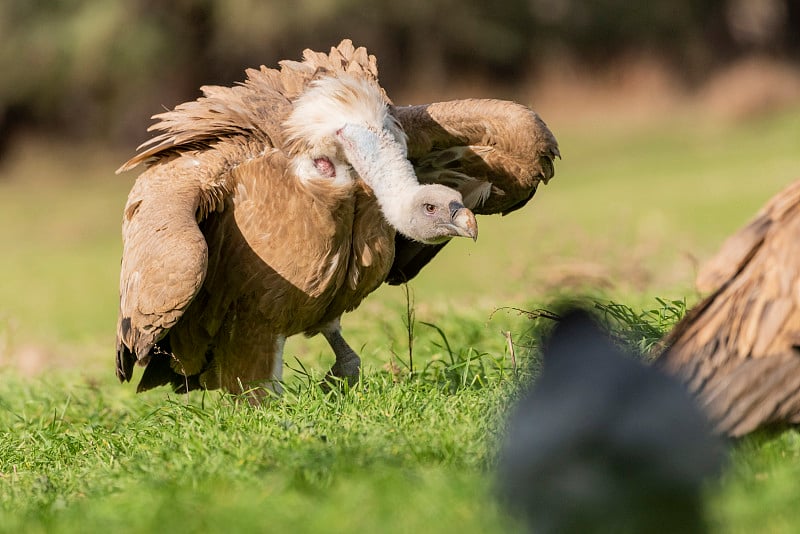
[1,0,798,151]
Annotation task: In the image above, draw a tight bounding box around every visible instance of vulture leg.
[320,318,361,384]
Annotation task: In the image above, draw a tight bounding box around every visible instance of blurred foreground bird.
[499,309,724,534]
[115,40,558,395]
[657,180,800,437]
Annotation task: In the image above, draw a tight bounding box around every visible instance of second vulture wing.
[386,99,559,284]
[656,180,800,437]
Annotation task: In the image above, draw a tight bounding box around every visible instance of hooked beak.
[449,204,478,241]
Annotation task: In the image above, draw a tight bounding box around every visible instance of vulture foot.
[326,352,361,381]
[321,320,362,389]
[320,352,361,392]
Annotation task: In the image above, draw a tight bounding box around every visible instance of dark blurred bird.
[499,309,724,534]
[657,180,800,437]
[114,40,558,395]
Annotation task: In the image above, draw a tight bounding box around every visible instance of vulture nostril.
[314,156,336,178]
[449,201,465,217]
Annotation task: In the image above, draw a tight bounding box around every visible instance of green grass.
[1,106,800,532]
[0,367,521,534]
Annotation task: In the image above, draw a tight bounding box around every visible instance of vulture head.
[285,74,477,244]
[404,184,477,243]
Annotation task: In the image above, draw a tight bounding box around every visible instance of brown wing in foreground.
[386,99,559,284]
[656,180,800,437]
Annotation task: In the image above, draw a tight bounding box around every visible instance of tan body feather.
[657,180,800,436]
[116,40,558,393]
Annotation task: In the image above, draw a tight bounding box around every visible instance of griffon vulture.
[115,40,559,395]
[657,180,800,437]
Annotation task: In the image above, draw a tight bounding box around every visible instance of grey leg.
[321,317,361,384]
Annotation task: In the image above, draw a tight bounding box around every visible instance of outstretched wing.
[656,180,800,436]
[386,99,559,284]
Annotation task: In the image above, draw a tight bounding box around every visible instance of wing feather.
[657,180,800,436]
[117,39,379,174]
[115,40,382,381]
[386,99,559,284]
[695,180,800,293]
[397,99,559,213]
[116,157,213,382]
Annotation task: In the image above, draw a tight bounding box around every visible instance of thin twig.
[402,283,415,377]
[489,306,561,322]
[502,330,517,372]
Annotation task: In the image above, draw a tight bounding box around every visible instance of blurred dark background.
[1,0,799,154]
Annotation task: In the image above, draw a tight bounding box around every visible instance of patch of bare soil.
[0,343,55,377]
[695,56,800,120]
[527,54,800,126]
[528,53,686,125]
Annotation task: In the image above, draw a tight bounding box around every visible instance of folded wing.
[116,159,213,382]
[657,180,800,436]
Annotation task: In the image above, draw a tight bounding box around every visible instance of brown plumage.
[387,99,559,283]
[115,40,558,395]
[656,180,800,437]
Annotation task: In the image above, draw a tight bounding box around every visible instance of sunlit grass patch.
[1,108,799,532]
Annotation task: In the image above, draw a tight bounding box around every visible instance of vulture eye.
[424,203,436,215]
[313,157,336,178]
